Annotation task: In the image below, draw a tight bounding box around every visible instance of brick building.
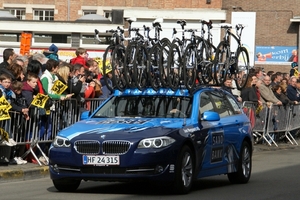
[222,0,300,73]
[0,0,226,58]
[0,0,299,73]
[0,0,221,21]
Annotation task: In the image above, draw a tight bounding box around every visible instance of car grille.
[74,140,131,155]
[74,140,100,154]
[102,140,131,155]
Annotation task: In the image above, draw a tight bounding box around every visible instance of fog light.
[51,164,59,173]
[155,165,164,173]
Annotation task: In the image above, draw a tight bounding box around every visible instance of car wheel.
[174,145,194,194]
[227,141,252,184]
[53,179,81,192]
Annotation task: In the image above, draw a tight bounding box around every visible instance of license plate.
[83,155,120,165]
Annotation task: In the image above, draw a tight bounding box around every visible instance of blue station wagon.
[49,87,253,194]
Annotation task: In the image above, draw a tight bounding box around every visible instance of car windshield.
[93,96,193,118]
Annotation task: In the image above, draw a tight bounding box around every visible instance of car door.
[209,91,245,171]
[197,90,241,175]
[196,91,225,175]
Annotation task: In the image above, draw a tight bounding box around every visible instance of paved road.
[1,145,300,200]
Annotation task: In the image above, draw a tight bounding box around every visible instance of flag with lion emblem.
[51,80,68,95]
[31,93,49,108]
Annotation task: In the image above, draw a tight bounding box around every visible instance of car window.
[199,92,214,114]
[226,94,242,114]
[93,96,192,118]
[209,91,234,117]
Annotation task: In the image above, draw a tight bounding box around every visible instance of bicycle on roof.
[213,23,250,90]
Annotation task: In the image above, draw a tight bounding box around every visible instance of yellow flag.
[0,106,11,121]
[51,80,68,95]
[0,96,12,111]
[31,93,49,108]
[294,69,299,78]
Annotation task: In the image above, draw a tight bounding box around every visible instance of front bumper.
[49,144,179,182]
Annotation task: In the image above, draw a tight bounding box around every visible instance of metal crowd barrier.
[242,101,299,147]
[0,98,105,165]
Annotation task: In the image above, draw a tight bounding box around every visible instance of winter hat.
[291,62,298,68]
[49,44,58,54]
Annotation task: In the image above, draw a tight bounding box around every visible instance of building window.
[104,10,112,20]
[7,8,26,20]
[83,10,97,15]
[34,33,71,44]
[82,33,111,45]
[33,9,54,21]
[0,32,21,42]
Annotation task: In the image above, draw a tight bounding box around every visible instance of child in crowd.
[10,81,29,120]
[0,73,28,117]
[22,72,39,106]
[10,81,30,164]
[70,48,88,69]
[0,73,14,101]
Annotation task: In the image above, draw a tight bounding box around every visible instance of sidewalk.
[0,162,49,183]
[0,141,299,183]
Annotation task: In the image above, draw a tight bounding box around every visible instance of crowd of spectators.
[224,62,300,144]
[0,46,110,165]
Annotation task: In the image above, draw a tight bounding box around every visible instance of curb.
[0,165,49,183]
[254,143,299,152]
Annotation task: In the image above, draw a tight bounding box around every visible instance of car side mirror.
[80,111,90,120]
[202,111,220,121]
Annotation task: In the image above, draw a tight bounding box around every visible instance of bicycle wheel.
[102,45,115,92]
[182,43,197,91]
[124,41,138,88]
[235,46,250,90]
[159,41,172,88]
[167,41,182,91]
[197,38,216,85]
[134,44,148,90]
[148,44,162,90]
[213,41,230,86]
[111,45,127,91]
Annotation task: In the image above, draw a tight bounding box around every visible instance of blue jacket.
[99,77,112,99]
[286,85,300,102]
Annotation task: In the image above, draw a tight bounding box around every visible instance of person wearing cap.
[99,62,113,99]
[290,62,299,78]
[43,44,59,61]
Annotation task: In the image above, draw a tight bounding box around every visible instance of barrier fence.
[242,101,299,147]
[0,98,299,165]
[0,98,105,165]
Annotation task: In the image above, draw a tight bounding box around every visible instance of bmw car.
[49,87,253,194]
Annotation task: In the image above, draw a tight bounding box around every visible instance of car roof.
[113,86,223,97]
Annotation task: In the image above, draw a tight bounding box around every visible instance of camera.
[84,71,96,83]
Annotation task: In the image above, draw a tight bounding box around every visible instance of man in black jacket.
[287,77,300,102]
[0,48,16,68]
[221,78,242,102]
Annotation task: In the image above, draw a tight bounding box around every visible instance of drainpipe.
[67,0,70,21]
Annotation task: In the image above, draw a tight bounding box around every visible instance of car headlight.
[53,136,71,148]
[138,136,175,149]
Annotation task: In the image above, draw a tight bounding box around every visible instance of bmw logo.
[100,135,106,139]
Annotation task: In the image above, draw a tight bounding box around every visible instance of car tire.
[174,145,194,194]
[53,179,81,192]
[227,141,252,184]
